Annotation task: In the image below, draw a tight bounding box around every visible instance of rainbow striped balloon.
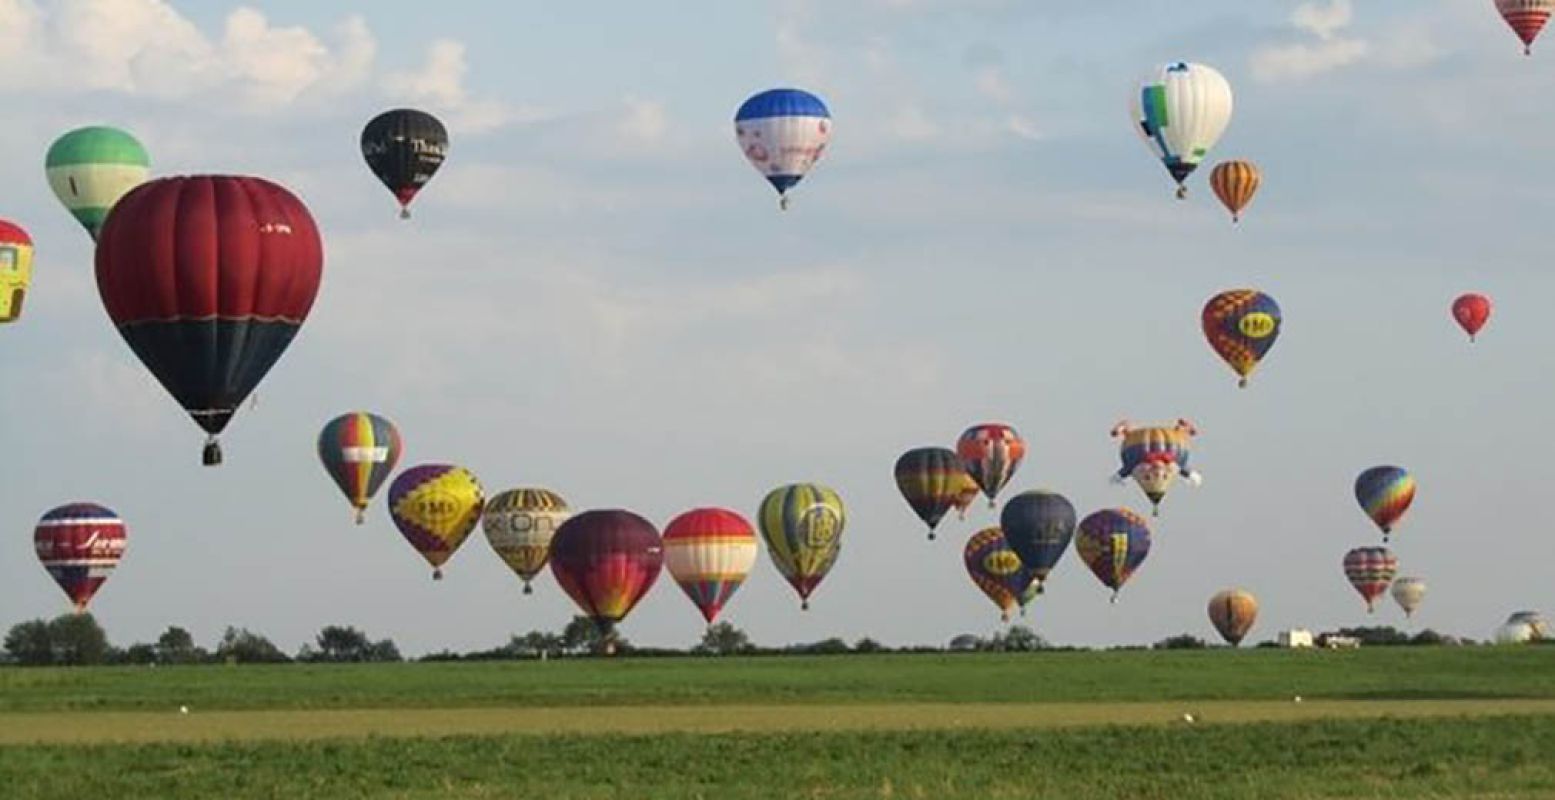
[1354,466,1415,541]
[318,412,403,524]
[664,507,758,625]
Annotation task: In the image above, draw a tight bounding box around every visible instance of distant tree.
[4,620,54,665]
[694,623,753,656]
[852,637,886,654]
[1409,629,1448,646]
[216,627,290,664]
[122,643,158,665]
[156,626,202,665]
[794,637,850,655]
[367,639,402,663]
[513,631,564,658]
[1335,626,1410,646]
[1153,634,1209,650]
[1000,626,1049,652]
[560,616,602,654]
[419,650,463,662]
[307,626,373,662]
[49,614,111,665]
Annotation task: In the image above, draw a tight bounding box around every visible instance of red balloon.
[549,510,664,644]
[1452,293,1491,342]
[34,503,127,613]
[96,176,323,465]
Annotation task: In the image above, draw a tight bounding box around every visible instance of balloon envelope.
[1111,420,1200,514]
[1392,576,1427,618]
[1207,588,1258,646]
[95,175,323,466]
[388,464,485,579]
[34,503,127,613]
[664,507,758,624]
[1075,508,1152,601]
[549,509,664,635]
[1202,290,1281,387]
[361,109,448,217]
[893,446,967,538]
[1343,546,1397,612]
[757,483,845,609]
[956,423,1026,506]
[0,219,33,324]
[45,126,149,240]
[1354,466,1415,540]
[963,527,1037,622]
[318,412,403,524]
[735,88,831,207]
[999,490,1076,591]
[482,488,570,594]
[1451,293,1491,342]
[1209,160,1260,222]
[1496,0,1555,54]
[1130,62,1233,197]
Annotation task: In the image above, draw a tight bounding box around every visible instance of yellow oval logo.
[1238,312,1276,339]
[983,551,1022,576]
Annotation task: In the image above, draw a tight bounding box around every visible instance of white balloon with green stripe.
[45,126,150,241]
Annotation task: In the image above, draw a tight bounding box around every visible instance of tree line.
[0,613,1514,667]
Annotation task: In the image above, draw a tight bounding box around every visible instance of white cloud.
[1293,0,1353,40]
[616,97,668,144]
[381,38,547,135]
[1251,0,1370,82]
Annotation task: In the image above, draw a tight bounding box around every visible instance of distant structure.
[1319,634,1360,649]
[1277,629,1314,648]
[948,634,981,652]
[1507,611,1549,640]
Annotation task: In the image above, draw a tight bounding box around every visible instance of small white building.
[1278,629,1314,648]
[1323,635,1361,649]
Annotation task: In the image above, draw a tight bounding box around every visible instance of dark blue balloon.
[999,491,1076,591]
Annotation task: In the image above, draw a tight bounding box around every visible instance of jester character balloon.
[963,527,1037,622]
[1452,293,1492,342]
[1496,0,1555,54]
[894,447,968,540]
[1203,290,1281,388]
[1075,508,1152,602]
[361,109,448,219]
[1130,62,1233,199]
[758,483,845,610]
[388,465,485,579]
[35,503,127,614]
[999,490,1076,594]
[1207,588,1258,646]
[1343,546,1397,612]
[45,126,149,241]
[735,88,831,210]
[549,509,664,646]
[96,176,323,466]
[1355,466,1415,541]
[1391,576,1427,618]
[663,507,758,625]
[1110,420,1201,516]
[317,412,403,524]
[482,488,571,594]
[0,220,34,324]
[957,423,1026,507]
[1209,160,1261,223]
[951,472,981,521]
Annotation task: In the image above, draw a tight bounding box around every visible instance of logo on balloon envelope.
[1238,312,1276,339]
[800,505,841,548]
[982,550,1022,576]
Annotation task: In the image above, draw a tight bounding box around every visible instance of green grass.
[1,647,1551,712]
[1,715,1552,799]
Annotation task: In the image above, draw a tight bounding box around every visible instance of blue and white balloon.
[1130,63,1233,199]
[734,88,831,210]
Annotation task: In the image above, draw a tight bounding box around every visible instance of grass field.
[2,648,1552,798]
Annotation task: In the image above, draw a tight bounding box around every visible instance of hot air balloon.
[0,220,34,324]
[1355,466,1415,542]
[951,472,981,521]
[999,490,1076,595]
[963,527,1037,622]
[757,483,845,610]
[1110,420,1201,516]
[1075,508,1152,602]
[1207,588,1258,646]
[1209,160,1260,223]
[735,88,831,210]
[1202,290,1281,388]
[894,447,967,540]
[1496,0,1555,54]
[482,488,570,594]
[1343,546,1397,612]
[549,509,664,652]
[34,503,127,614]
[1130,62,1233,199]
[387,464,484,580]
[45,126,150,241]
[663,507,758,625]
[317,412,403,524]
[956,423,1026,507]
[361,109,448,219]
[1392,576,1427,618]
[1452,293,1492,342]
[95,176,323,466]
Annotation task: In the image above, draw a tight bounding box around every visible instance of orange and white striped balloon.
[663,507,758,625]
[1209,160,1261,223]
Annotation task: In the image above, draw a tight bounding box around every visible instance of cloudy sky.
[1,0,1550,655]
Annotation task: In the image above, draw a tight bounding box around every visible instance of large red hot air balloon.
[95,176,323,466]
[549,509,664,652]
[1451,293,1491,343]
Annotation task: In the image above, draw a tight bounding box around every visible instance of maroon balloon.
[549,509,664,645]
[95,176,323,465]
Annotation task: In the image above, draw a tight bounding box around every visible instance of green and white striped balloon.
[45,126,150,241]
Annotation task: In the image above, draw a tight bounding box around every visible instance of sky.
[1,0,1551,657]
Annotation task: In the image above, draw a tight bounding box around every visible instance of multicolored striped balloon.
[1209,160,1261,223]
[663,507,758,625]
[956,423,1026,507]
[387,464,484,579]
[1354,466,1415,541]
[481,488,570,594]
[1496,0,1554,55]
[893,446,967,540]
[317,412,403,524]
[1075,508,1152,603]
[757,483,845,610]
[1202,290,1282,388]
[34,503,127,613]
[1207,588,1258,647]
[1343,546,1397,612]
[963,527,1037,622]
[999,490,1076,594]
[549,509,664,644]
[1111,420,1201,516]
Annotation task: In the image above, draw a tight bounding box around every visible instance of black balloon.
[360,108,448,218]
